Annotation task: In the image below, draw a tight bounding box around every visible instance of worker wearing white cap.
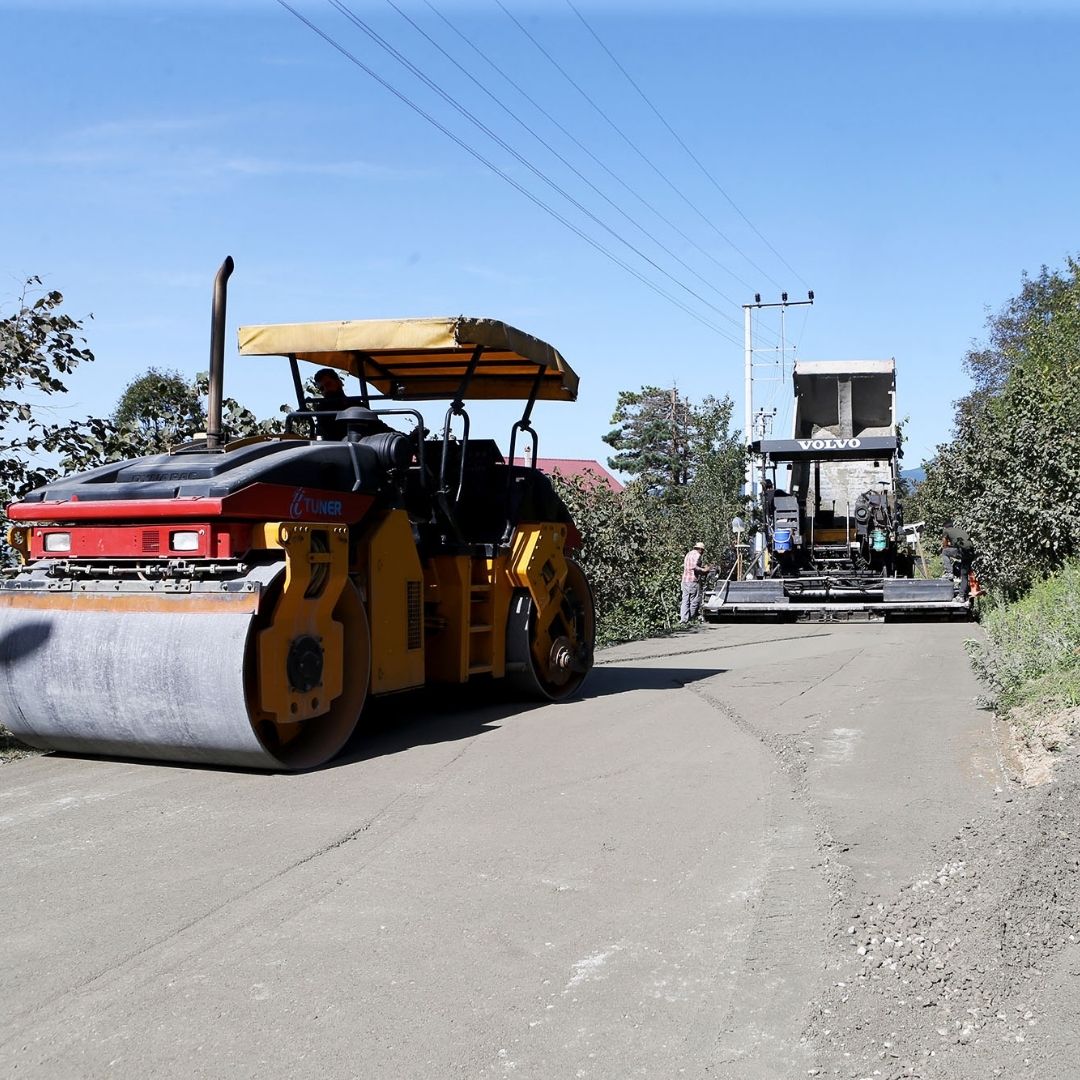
[680,541,710,623]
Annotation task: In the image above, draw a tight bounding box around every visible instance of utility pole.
[670,385,683,487]
[743,291,814,496]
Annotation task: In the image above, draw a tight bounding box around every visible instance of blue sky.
[3,0,1078,473]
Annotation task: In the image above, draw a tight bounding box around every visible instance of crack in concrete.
[596,631,831,666]
[0,737,486,1041]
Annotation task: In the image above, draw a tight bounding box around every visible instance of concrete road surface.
[0,621,1000,1079]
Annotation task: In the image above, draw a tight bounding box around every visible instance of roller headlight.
[170,530,201,552]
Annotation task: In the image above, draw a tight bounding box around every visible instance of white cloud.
[0,111,416,182]
[71,116,229,141]
[217,155,392,177]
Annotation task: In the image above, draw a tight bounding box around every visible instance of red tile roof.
[512,457,624,492]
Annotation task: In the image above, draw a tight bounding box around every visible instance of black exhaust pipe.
[206,255,234,450]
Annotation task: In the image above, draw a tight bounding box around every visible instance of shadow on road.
[329,663,725,767]
[574,664,725,700]
[332,688,511,766]
[29,665,726,774]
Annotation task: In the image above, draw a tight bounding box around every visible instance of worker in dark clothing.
[313,367,350,440]
[941,524,976,599]
[762,479,776,524]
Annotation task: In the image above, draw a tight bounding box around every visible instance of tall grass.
[966,560,1080,711]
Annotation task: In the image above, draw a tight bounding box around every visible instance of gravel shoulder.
[803,724,1080,1080]
[609,621,1080,1079]
[0,723,38,764]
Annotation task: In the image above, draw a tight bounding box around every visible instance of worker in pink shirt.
[680,541,710,623]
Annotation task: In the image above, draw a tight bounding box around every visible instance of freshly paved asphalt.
[0,620,998,1078]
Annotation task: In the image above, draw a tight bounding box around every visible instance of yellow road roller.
[0,259,595,770]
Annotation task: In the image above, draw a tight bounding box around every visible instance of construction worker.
[680,542,711,623]
[941,524,975,599]
[762,478,776,524]
[312,368,350,440]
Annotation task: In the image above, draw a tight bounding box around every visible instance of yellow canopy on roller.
[237,316,578,402]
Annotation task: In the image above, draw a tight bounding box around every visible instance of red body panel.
[27,523,251,560]
[9,483,375,526]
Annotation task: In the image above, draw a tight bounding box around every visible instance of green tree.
[113,367,205,453]
[604,386,698,496]
[559,387,745,644]
[192,372,287,440]
[673,393,747,558]
[553,474,679,645]
[45,370,287,477]
[916,257,1080,597]
[0,279,104,562]
[1,280,289,566]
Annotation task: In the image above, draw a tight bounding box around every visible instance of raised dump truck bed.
[703,359,971,621]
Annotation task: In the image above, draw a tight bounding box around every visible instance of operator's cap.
[694,542,705,550]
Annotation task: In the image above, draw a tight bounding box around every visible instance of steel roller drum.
[0,566,363,771]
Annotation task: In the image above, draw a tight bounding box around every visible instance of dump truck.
[0,259,595,769]
[703,359,970,621]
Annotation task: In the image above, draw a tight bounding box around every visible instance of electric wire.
[566,0,810,291]
[273,0,736,339]
[383,0,748,333]
[324,0,744,334]
[418,0,779,346]
[495,0,778,294]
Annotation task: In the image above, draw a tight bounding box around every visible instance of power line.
[272,0,738,340]
[325,0,743,333]
[382,0,748,333]
[418,0,779,345]
[566,0,810,291]
[494,0,780,294]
